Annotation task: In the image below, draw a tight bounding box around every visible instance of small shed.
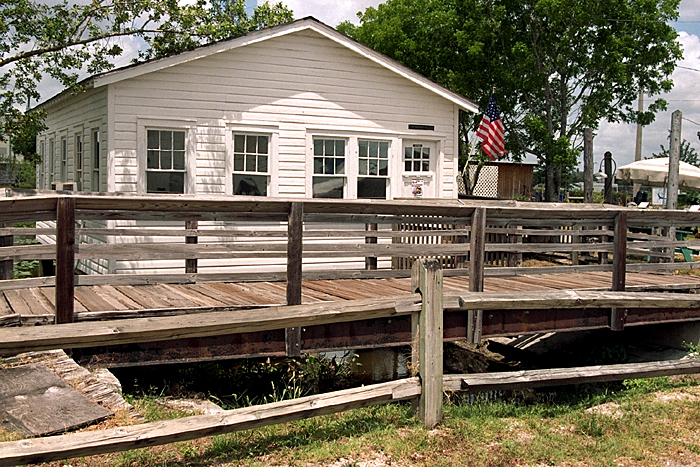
[465,161,536,200]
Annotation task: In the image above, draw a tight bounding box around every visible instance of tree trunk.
[545,164,557,202]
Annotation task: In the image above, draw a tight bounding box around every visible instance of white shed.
[35,17,478,275]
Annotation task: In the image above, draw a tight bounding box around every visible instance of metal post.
[604,151,613,205]
[583,128,594,204]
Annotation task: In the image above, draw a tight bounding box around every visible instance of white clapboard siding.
[37,22,466,276]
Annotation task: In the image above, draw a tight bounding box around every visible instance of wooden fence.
[2,258,700,465]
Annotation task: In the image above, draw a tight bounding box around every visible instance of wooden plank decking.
[3,271,700,318]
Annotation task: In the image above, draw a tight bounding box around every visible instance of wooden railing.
[2,258,700,465]
[2,193,700,327]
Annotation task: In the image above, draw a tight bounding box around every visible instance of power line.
[683,117,700,127]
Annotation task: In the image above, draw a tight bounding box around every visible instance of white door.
[401,141,436,198]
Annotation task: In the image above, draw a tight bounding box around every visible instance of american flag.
[476,93,506,160]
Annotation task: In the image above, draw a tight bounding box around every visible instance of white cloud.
[272,0,382,26]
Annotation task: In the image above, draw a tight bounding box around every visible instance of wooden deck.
[5,271,700,320]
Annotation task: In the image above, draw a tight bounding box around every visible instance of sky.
[278,0,700,169]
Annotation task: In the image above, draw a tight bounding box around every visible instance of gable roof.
[38,17,478,113]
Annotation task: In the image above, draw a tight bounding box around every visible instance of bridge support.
[611,212,627,331]
[468,207,486,343]
[286,202,303,357]
[56,197,75,324]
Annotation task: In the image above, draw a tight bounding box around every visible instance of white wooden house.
[35,17,478,275]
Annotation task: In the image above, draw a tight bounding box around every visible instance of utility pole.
[667,110,681,210]
[633,89,644,196]
[583,128,593,203]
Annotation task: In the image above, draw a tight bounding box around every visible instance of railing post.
[185,220,198,274]
[611,211,627,331]
[0,223,13,280]
[412,259,443,429]
[286,202,303,357]
[468,207,486,343]
[56,197,75,324]
[365,223,377,270]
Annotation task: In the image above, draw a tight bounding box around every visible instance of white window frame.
[357,138,391,200]
[225,124,279,197]
[137,118,196,194]
[48,138,55,186]
[38,140,45,188]
[310,136,348,199]
[74,132,83,191]
[91,128,100,191]
[60,136,67,181]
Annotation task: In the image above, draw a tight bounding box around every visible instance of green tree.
[0,0,293,137]
[651,131,700,167]
[339,0,681,201]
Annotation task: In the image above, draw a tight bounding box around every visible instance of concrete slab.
[0,363,112,436]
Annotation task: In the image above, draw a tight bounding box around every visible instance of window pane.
[314,139,323,156]
[422,160,430,171]
[358,178,386,199]
[422,147,430,158]
[359,159,367,175]
[147,130,159,150]
[335,157,344,175]
[147,150,159,169]
[173,131,185,151]
[413,147,421,159]
[325,140,334,157]
[379,159,388,176]
[258,136,269,154]
[147,171,184,194]
[359,140,368,158]
[173,151,185,170]
[368,160,377,176]
[379,142,389,158]
[234,174,267,196]
[324,158,334,175]
[414,161,421,171]
[234,154,244,172]
[404,147,412,160]
[246,135,257,154]
[405,161,411,171]
[161,151,172,170]
[313,176,344,198]
[314,157,323,174]
[160,131,172,150]
[234,135,245,153]
[335,140,345,157]
[258,155,268,173]
[369,141,378,158]
[246,154,256,172]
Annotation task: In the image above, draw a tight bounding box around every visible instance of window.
[60,137,67,181]
[358,140,389,199]
[48,139,54,186]
[39,141,45,188]
[74,134,83,191]
[233,134,269,196]
[404,144,430,172]
[313,138,345,198]
[92,130,100,191]
[146,129,186,193]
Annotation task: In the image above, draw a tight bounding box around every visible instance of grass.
[33,374,700,467]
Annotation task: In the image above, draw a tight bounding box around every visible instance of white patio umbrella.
[616,157,700,193]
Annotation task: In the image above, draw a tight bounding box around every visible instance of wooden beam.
[365,223,378,270]
[286,202,303,357]
[185,220,198,274]
[611,211,627,331]
[0,377,420,467]
[468,207,486,344]
[413,259,443,428]
[0,223,13,281]
[0,295,422,356]
[444,359,700,393]
[55,197,75,324]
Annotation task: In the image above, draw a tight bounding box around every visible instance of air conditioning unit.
[52,182,75,191]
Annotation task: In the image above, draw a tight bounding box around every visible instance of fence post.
[365,223,377,270]
[412,259,443,429]
[468,207,486,343]
[611,211,627,331]
[55,197,75,324]
[185,220,198,274]
[286,202,303,357]
[0,223,13,280]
